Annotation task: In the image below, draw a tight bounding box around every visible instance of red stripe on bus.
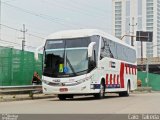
[132,67,134,75]
[113,74,116,84]
[110,74,112,85]
[120,63,125,88]
[117,75,119,84]
[135,67,137,75]
[106,74,108,85]
[129,66,131,74]
[126,65,128,74]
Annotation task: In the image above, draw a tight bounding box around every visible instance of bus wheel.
[58,94,66,100]
[94,82,105,99]
[119,82,130,97]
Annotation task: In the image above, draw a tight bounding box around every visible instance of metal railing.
[0,85,42,94]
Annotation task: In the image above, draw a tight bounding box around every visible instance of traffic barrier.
[0,85,42,94]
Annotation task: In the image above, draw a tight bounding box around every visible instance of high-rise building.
[112,0,160,58]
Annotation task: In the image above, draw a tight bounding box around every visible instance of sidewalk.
[0,93,56,102]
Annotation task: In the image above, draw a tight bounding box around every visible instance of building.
[112,0,160,58]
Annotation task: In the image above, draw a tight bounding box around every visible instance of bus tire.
[119,82,130,97]
[94,82,105,99]
[58,94,66,100]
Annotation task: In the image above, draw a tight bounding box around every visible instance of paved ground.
[0,94,54,102]
[0,93,160,114]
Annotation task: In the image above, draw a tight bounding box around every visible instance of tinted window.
[45,36,99,49]
[101,38,116,59]
[100,37,136,63]
[45,35,100,60]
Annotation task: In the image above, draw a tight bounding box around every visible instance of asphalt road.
[0,93,160,114]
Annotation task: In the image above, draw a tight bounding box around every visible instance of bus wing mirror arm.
[88,42,96,58]
[34,45,44,60]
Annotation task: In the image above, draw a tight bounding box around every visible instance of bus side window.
[100,38,114,59]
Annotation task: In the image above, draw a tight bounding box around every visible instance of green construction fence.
[0,46,42,86]
[137,71,160,91]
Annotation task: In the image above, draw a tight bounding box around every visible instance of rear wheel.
[119,82,130,97]
[94,82,105,99]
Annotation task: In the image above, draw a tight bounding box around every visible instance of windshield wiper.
[62,40,77,76]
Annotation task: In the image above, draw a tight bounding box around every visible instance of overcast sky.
[1,0,112,51]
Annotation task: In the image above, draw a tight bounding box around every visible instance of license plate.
[59,88,68,92]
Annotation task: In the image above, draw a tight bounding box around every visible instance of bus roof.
[47,29,135,50]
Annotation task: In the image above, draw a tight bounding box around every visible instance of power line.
[28,30,48,36]
[2,1,81,28]
[0,38,37,48]
[2,0,18,3]
[40,0,108,28]
[42,0,106,19]
[27,33,45,39]
[0,38,21,45]
[2,1,108,31]
[68,0,107,15]
[1,24,20,31]
[76,0,108,13]
[0,24,44,49]
[48,0,106,18]
[1,24,45,39]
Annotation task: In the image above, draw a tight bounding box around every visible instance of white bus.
[35,29,137,100]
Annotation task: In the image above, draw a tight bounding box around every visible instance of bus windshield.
[43,36,99,78]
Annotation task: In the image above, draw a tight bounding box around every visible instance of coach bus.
[35,29,137,100]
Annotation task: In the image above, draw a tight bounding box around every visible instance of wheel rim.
[127,85,130,94]
[100,84,104,97]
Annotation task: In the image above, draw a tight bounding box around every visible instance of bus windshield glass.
[43,36,99,77]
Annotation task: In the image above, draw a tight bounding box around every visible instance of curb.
[135,87,152,93]
[0,94,56,102]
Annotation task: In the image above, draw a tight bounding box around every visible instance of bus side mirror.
[88,42,96,58]
[34,45,44,60]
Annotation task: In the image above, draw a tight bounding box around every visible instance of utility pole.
[0,0,1,42]
[21,24,27,51]
[129,17,137,46]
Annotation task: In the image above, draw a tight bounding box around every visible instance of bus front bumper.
[42,81,100,95]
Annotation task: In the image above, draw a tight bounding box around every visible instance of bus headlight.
[43,80,50,85]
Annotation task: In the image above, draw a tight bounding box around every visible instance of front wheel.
[58,94,66,100]
[94,82,105,99]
